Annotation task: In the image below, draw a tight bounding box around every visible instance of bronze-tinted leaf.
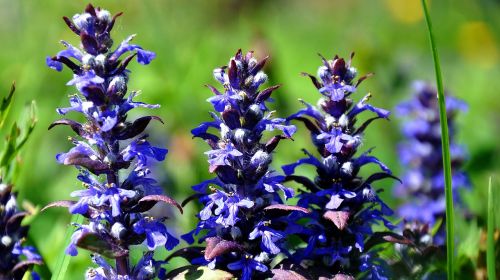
[48,119,84,135]
[364,232,413,252]
[63,16,80,34]
[271,269,308,280]
[63,154,109,174]
[76,232,128,258]
[264,204,310,214]
[41,200,76,212]
[250,56,269,75]
[6,212,27,233]
[106,12,123,33]
[323,210,350,230]
[256,85,280,103]
[332,274,355,280]
[353,116,381,135]
[51,56,81,74]
[12,259,43,278]
[165,247,204,262]
[116,116,163,140]
[138,195,183,214]
[204,236,242,260]
[284,175,319,192]
[301,72,322,89]
[114,53,137,74]
[294,117,320,134]
[265,135,286,153]
[360,172,401,187]
[205,84,221,95]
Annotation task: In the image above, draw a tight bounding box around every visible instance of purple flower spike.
[45,4,180,279]
[282,53,399,279]
[394,81,470,245]
[178,50,298,280]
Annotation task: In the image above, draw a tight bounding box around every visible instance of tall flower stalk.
[45,4,181,278]
[394,81,469,245]
[283,54,402,279]
[180,50,299,280]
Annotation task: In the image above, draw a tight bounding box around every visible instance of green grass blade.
[487,177,497,280]
[420,1,455,279]
[51,215,83,280]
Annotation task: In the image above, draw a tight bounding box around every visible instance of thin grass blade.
[51,215,83,280]
[487,177,496,280]
[420,1,455,279]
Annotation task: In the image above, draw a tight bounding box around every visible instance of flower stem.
[421,1,455,279]
[115,256,129,276]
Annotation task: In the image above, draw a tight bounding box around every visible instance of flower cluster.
[394,81,469,245]
[0,183,42,279]
[181,50,300,280]
[282,54,400,279]
[45,4,181,278]
[390,221,445,279]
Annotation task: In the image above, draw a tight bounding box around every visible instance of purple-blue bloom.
[394,81,470,245]
[0,183,42,279]
[282,54,399,279]
[45,4,181,278]
[179,50,300,279]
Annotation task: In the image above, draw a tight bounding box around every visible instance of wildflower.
[281,53,402,279]
[44,4,181,278]
[0,183,42,279]
[179,50,302,280]
[394,81,469,245]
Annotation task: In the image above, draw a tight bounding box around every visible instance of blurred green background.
[0,0,499,277]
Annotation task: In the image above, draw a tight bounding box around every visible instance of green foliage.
[0,83,37,181]
[0,82,15,128]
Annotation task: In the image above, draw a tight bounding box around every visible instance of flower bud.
[108,75,128,96]
[234,128,250,145]
[82,54,95,68]
[72,13,92,31]
[97,10,111,24]
[317,66,330,81]
[253,71,267,88]
[340,161,353,177]
[111,222,127,240]
[251,150,271,169]
[1,235,12,247]
[254,252,270,263]
[230,226,242,240]
[213,68,226,84]
[338,114,349,128]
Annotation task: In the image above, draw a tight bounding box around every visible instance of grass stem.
[420,1,455,279]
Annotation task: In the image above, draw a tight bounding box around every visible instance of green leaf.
[487,177,497,280]
[421,1,455,279]
[15,101,37,152]
[76,232,128,258]
[0,122,21,168]
[51,215,83,280]
[166,265,234,280]
[0,82,15,129]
